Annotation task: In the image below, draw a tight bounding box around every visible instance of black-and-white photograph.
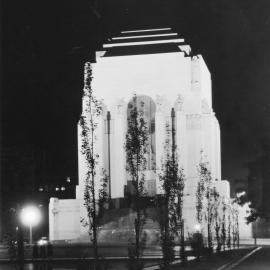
[1,1,270,269]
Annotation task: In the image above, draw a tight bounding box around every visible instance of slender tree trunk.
[135,154,140,261]
[180,219,186,264]
[91,176,99,267]
[236,216,240,248]
[164,197,170,269]
[232,220,236,249]
[207,197,212,251]
[227,217,231,249]
[215,222,221,253]
[91,112,98,267]
[208,220,212,250]
[222,221,226,251]
[135,212,140,260]
[92,194,98,265]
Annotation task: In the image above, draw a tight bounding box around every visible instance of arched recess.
[127,95,156,170]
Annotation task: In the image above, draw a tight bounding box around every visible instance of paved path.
[229,247,270,270]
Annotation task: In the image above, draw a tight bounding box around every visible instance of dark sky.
[2,0,270,187]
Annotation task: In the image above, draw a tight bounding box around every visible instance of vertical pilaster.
[110,100,127,198]
[95,113,106,197]
[201,113,216,179]
[155,96,166,194]
[77,122,85,199]
[106,111,112,198]
[175,95,187,172]
[186,114,203,182]
[183,114,203,231]
[49,198,59,241]
[215,118,221,180]
[76,120,88,237]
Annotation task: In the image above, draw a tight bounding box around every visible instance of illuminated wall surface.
[49,28,251,241]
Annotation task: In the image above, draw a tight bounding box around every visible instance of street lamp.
[20,205,41,245]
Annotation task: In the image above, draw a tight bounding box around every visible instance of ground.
[168,246,269,270]
[1,244,270,269]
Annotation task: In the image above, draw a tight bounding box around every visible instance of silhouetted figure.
[33,243,38,258]
[40,244,46,258]
[17,226,24,270]
[190,232,204,261]
[47,242,53,258]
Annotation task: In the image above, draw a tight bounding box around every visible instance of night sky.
[2,0,270,192]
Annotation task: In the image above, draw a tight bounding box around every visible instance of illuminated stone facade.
[49,28,251,241]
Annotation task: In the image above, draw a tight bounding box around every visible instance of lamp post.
[20,205,41,245]
[106,111,111,199]
[254,218,258,246]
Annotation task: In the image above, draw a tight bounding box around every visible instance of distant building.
[49,28,251,241]
[37,177,76,202]
[248,147,270,238]
[0,146,37,237]
[0,146,77,238]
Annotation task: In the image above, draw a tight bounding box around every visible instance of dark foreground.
[170,246,270,270]
[1,246,270,270]
[231,247,270,270]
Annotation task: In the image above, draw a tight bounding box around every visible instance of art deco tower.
[49,28,242,241]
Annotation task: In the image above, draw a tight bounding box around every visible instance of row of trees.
[125,95,187,269]
[79,62,239,269]
[195,156,240,255]
[80,63,186,269]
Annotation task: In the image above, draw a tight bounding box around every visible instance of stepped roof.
[97,28,191,58]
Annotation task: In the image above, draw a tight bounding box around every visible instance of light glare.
[20,206,41,227]
[194,224,201,232]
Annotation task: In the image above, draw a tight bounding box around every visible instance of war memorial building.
[49,28,251,242]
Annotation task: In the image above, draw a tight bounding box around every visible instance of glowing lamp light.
[38,239,48,246]
[194,224,201,232]
[20,206,41,227]
[20,205,42,244]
